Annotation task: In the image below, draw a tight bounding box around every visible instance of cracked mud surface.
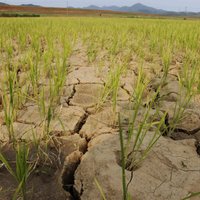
[0,42,200,200]
[74,134,200,200]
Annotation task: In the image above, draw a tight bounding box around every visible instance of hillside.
[0,2,8,5]
[85,3,167,14]
[20,4,41,7]
[84,3,200,16]
[0,4,128,17]
[0,3,199,17]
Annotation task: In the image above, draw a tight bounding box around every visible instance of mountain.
[120,3,166,14]
[20,4,41,7]
[0,2,8,5]
[85,3,168,14]
[84,3,200,16]
[0,2,198,16]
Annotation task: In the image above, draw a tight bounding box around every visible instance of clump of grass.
[98,61,123,112]
[117,66,168,198]
[0,142,35,200]
[164,51,198,136]
[2,64,17,141]
[38,52,68,138]
[29,51,40,98]
[87,42,97,63]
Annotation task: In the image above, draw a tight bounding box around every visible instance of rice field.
[0,17,200,200]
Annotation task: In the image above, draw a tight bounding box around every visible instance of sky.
[2,0,200,12]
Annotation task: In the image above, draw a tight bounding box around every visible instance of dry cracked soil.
[0,43,200,200]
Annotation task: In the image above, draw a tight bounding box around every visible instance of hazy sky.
[2,0,200,12]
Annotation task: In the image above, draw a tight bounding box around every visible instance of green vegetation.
[0,12,40,17]
[0,142,34,199]
[0,17,200,199]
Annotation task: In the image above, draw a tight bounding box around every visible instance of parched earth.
[0,43,200,200]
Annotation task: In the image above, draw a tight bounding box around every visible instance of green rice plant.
[118,108,167,198]
[5,39,14,58]
[0,142,34,200]
[38,86,52,138]
[125,64,148,146]
[29,52,40,98]
[38,52,68,138]
[117,66,168,197]
[97,62,123,112]
[2,60,29,141]
[125,84,167,170]
[2,93,15,141]
[2,65,17,141]
[14,143,31,199]
[118,115,128,200]
[182,192,200,200]
[125,110,167,171]
[94,178,107,200]
[161,44,172,84]
[87,42,97,63]
[166,90,194,137]
[108,35,120,56]
[197,68,200,93]
[165,52,198,136]
[179,51,198,93]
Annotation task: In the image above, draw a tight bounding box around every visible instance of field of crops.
[0,17,200,200]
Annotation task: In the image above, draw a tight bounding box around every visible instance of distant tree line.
[0,12,40,17]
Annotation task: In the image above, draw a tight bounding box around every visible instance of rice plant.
[0,142,34,200]
[97,61,123,112]
[182,192,200,200]
[2,64,17,141]
[165,51,198,136]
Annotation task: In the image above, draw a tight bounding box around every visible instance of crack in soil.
[74,112,89,134]
[15,120,36,126]
[174,127,200,135]
[77,78,81,84]
[121,84,131,96]
[62,111,90,199]
[61,151,82,200]
[66,85,76,105]
[79,179,84,197]
[171,127,200,156]
[162,113,200,156]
